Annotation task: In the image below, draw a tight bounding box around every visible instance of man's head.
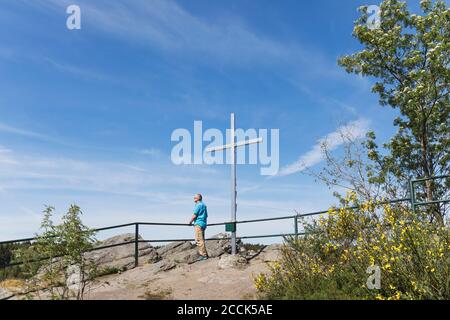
[194,193,203,203]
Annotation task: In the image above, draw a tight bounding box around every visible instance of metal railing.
[0,176,448,270]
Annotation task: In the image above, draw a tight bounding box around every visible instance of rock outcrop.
[87,233,160,271]
[260,244,283,262]
[2,233,283,300]
[0,287,14,300]
[85,232,241,271]
[205,233,242,257]
[217,254,248,269]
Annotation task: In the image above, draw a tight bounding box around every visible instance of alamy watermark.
[66,5,81,30]
[170,121,279,176]
[366,5,381,30]
[366,265,381,290]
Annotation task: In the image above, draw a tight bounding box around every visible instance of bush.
[255,192,449,300]
[0,242,33,281]
[14,205,97,300]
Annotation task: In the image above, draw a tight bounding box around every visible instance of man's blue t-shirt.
[193,202,208,229]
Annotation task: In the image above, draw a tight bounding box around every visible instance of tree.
[15,205,97,300]
[338,0,449,223]
[305,125,402,204]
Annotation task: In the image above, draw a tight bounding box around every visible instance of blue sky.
[0,0,424,241]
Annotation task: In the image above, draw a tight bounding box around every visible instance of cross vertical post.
[230,113,237,255]
[205,113,263,255]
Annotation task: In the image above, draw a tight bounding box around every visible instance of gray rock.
[86,233,159,270]
[0,287,14,300]
[205,233,242,258]
[66,265,82,291]
[261,244,283,262]
[156,241,186,256]
[217,254,248,270]
[157,241,194,258]
[144,249,161,264]
[154,233,241,265]
[166,248,199,264]
[159,261,177,271]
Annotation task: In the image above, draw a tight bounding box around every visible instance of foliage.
[338,0,449,223]
[306,127,392,203]
[14,205,97,300]
[255,193,450,300]
[0,242,33,281]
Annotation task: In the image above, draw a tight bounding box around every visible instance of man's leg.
[195,225,208,257]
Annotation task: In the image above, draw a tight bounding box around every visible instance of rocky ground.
[1,233,283,300]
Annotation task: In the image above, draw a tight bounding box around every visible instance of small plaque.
[225,222,236,232]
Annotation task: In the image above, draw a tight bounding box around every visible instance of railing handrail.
[1,174,448,271]
[1,194,447,246]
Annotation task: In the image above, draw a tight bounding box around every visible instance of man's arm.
[189,214,197,225]
[189,204,199,225]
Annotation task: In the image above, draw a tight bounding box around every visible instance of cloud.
[0,122,50,140]
[0,145,17,165]
[137,148,162,157]
[0,146,224,197]
[44,58,114,82]
[0,122,74,147]
[278,119,370,176]
[26,0,339,76]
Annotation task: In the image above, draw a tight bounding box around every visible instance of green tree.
[15,205,97,300]
[338,0,449,223]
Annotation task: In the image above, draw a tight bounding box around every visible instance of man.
[189,193,209,261]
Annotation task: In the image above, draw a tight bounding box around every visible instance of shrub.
[14,205,97,300]
[255,193,449,300]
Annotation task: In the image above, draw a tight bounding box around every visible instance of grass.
[0,279,25,291]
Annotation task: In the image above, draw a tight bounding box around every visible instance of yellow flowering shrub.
[255,192,449,300]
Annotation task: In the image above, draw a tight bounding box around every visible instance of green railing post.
[409,179,416,214]
[294,214,299,241]
[134,223,139,268]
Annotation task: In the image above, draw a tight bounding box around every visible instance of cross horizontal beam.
[205,137,263,153]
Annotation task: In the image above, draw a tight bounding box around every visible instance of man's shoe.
[197,256,208,262]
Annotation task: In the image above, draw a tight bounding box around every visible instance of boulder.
[205,233,242,258]
[0,287,14,300]
[157,241,194,258]
[86,233,160,270]
[169,248,199,264]
[153,260,177,272]
[154,233,242,266]
[217,254,248,270]
[260,244,283,262]
[66,265,82,291]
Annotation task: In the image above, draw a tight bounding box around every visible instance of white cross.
[205,113,263,254]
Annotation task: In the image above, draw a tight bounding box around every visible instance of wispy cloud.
[37,0,287,65]
[0,145,17,165]
[0,122,54,141]
[136,148,162,157]
[0,146,223,197]
[278,119,370,177]
[26,0,341,78]
[44,58,114,82]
